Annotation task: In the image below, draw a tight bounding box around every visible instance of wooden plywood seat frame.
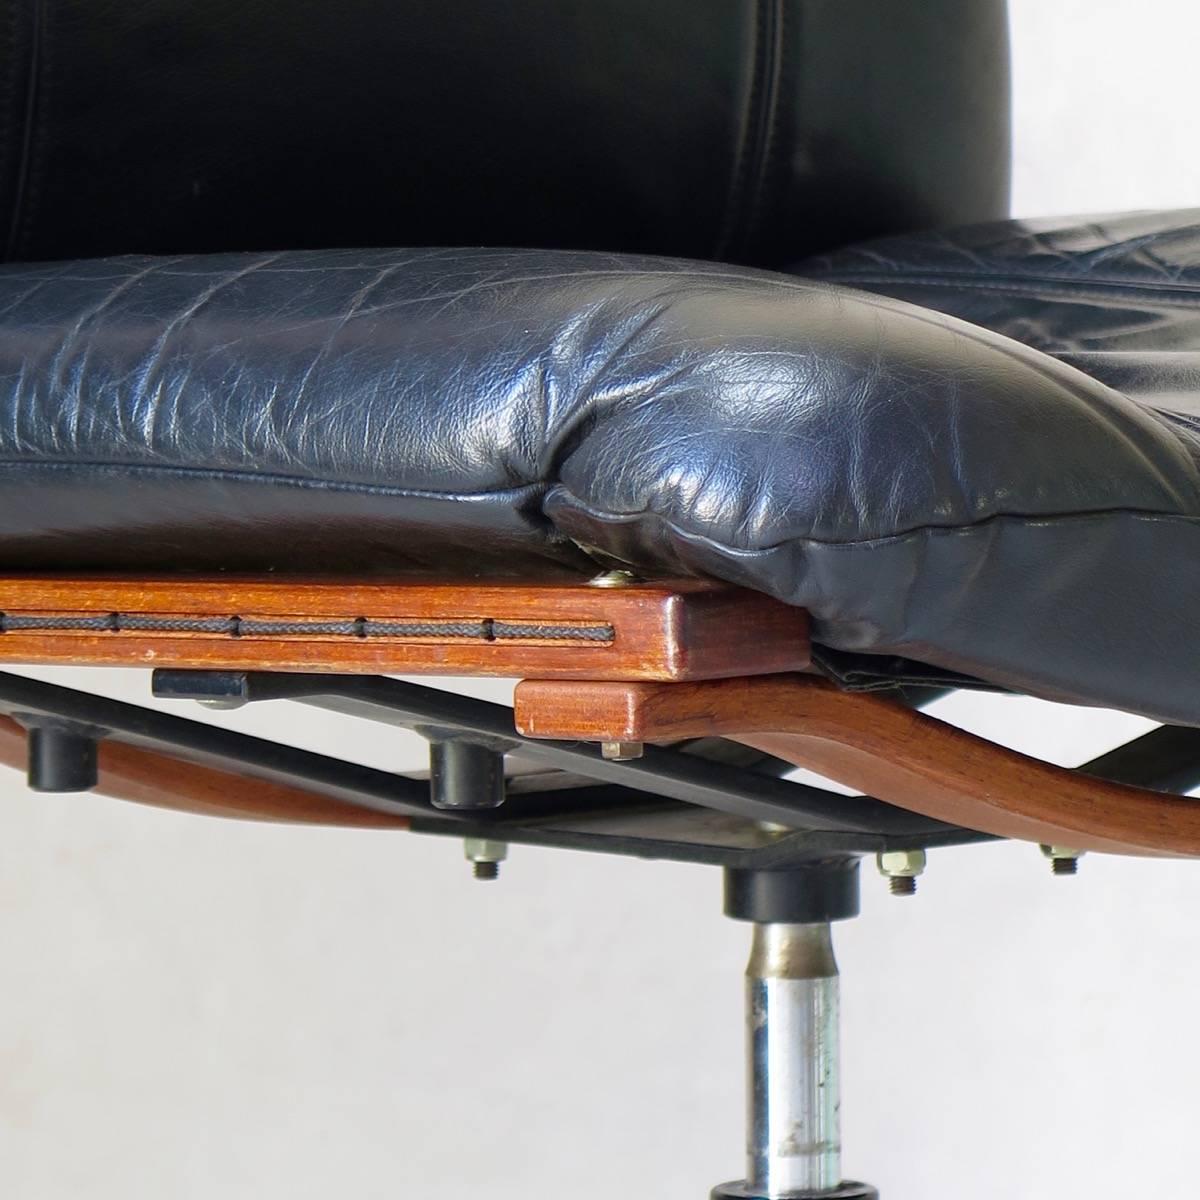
[0,573,1196,860]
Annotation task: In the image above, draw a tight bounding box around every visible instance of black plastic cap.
[429,739,505,810]
[723,859,861,924]
[27,724,99,793]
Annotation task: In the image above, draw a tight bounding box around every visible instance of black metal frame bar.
[0,667,1195,870]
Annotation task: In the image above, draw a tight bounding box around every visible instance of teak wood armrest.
[513,676,1200,858]
[0,576,809,681]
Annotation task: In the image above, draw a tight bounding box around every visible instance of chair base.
[514,676,1200,858]
[711,1183,878,1199]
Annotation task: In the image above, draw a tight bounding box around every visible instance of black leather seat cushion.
[1,216,1199,724]
[802,208,1200,412]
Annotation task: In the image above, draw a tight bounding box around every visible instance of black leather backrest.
[0,0,1010,265]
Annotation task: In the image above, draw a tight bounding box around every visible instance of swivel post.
[714,862,877,1200]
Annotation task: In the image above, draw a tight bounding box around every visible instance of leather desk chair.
[0,2,1196,1195]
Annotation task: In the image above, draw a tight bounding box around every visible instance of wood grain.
[0,715,411,828]
[0,576,810,680]
[513,675,1200,857]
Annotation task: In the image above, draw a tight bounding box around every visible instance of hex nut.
[1039,844,1085,862]
[1040,844,1084,876]
[601,740,644,761]
[463,838,508,865]
[876,849,927,879]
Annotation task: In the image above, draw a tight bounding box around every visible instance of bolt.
[1040,845,1083,876]
[877,849,926,896]
[588,569,640,588]
[601,740,644,761]
[463,837,508,881]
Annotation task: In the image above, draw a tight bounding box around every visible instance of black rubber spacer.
[723,859,861,924]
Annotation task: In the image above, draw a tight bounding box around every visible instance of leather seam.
[0,459,553,502]
[810,263,1200,291]
[11,461,1195,549]
[544,490,1200,554]
[714,1,764,259]
[0,1,16,243]
[6,467,1199,568]
[3,0,38,260]
[810,270,1200,307]
[740,0,785,252]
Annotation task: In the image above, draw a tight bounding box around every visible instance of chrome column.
[745,922,841,1196]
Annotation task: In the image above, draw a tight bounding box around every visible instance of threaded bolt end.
[889,875,918,896]
[1051,856,1078,876]
[472,861,500,881]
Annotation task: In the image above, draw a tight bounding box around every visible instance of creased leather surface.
[1,245,1200,723]
[800,209,1200,412]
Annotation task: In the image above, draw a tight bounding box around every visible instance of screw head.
[588,569,640,588]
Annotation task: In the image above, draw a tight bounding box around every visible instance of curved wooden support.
[0,715,411,829]
[513,675,1200,857]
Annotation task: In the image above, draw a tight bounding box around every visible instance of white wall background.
[3,2,1200,1196]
